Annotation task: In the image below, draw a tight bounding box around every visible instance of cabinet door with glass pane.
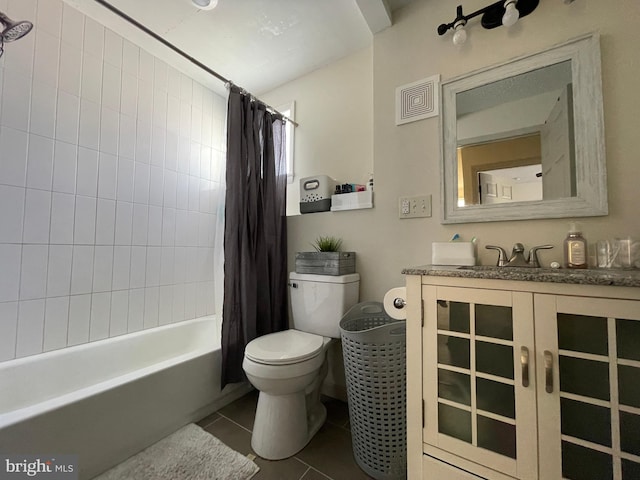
[536,295,640,480]
[423,286,538,479]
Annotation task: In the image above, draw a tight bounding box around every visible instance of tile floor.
[196,390,375,480]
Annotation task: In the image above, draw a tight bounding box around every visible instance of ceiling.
[65,0,416,96]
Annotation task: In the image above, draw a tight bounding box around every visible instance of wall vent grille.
[395,74,440,125]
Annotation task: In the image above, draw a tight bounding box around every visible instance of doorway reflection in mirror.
[455,61,574,207]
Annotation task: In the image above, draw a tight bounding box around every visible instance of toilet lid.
[245,330,324,365]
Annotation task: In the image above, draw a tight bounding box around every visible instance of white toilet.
[242,272,360,460]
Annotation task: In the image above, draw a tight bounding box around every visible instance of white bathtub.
[0,316,252,479]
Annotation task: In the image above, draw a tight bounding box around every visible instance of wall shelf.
[330,190,373,211]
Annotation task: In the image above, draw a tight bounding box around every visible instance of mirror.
[441,33,607,223]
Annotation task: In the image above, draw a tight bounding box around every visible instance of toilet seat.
[245,329,324,365]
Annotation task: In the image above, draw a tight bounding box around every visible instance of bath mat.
[93,423,259,480]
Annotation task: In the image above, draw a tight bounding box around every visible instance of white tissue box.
[432,242,476,266]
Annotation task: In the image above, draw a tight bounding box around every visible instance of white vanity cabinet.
[405,273,640,480]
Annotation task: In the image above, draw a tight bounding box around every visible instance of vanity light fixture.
[501,0,520,27]
[452,18,468,47]
[437,0,539,46]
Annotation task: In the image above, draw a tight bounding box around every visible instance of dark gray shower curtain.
[221,86,288,388]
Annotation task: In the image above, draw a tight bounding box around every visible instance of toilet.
[242,272,360,460]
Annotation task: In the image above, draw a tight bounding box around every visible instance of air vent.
[395,74,440,126]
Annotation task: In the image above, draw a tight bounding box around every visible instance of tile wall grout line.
[30,3,46,358]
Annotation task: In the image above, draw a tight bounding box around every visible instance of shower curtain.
[221,85,288,388]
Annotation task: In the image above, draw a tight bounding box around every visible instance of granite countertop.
[402,265,640,288]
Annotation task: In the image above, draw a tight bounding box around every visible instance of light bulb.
[502,0,519,27]
[452,21,467,46]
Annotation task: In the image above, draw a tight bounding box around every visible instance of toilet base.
[251,391,327,460]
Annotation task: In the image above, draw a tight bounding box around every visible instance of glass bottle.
[564,222,588,269]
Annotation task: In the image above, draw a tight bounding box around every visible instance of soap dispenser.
[563,222,588,269]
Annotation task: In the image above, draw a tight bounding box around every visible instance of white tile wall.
[43,296,69,352]
[0,0,226,362]
[16,299,45,358]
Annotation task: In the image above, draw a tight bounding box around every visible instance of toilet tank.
[289,272,360,338]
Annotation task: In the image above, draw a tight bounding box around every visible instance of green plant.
[311,235,343,252]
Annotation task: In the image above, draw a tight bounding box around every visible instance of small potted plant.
[295,236,356,275]
[312,235,343,253]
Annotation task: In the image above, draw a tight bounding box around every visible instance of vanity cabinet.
[405,273,640,480]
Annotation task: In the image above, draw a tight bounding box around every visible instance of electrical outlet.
[400,198,410,215]
[398,194,432,219]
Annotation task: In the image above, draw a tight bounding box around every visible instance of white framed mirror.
[441,33,607,224]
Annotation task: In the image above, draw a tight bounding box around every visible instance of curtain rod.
[92,0,298,127]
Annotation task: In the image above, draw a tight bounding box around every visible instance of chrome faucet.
[485,245,509,266]
[486,243,553,268]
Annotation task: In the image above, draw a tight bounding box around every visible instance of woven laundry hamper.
[339,301,407,480]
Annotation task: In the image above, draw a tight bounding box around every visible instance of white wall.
[264,0,640,306]
[262,47,374,217]
[0,0,226,362]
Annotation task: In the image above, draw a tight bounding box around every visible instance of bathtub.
[0,316,252,479]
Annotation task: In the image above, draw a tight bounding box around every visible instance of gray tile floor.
[196,390,375,480]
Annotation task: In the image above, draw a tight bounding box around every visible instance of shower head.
[0,12,33,42]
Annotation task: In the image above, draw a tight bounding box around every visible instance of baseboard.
[321,382,348,402]
[191,382,254,423]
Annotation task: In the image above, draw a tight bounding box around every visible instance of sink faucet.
[485,245,509,266]
[486,243,553,267]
